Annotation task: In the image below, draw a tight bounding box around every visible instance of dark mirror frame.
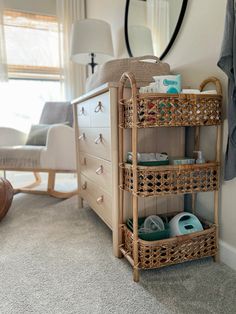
[124,0,188,60]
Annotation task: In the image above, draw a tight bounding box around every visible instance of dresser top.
[72,82,119,105]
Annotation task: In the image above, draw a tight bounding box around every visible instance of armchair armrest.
[40,125,76,171]
[0,127,27,146]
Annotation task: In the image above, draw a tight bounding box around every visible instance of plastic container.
[126,217,170,241]
[169,212,203,237]
[169,157,195,165]
[143,215,165,232]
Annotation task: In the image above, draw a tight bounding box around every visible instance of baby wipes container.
[169,212,203,237]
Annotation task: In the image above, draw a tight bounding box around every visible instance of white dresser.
[72,83,185,257]
[72,83,120,256]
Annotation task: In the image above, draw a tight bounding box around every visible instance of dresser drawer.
[80,153,112,193]
[77,100,91,128]
[90,92,110,127]
[78,128,111,161]
[80,174,112,228]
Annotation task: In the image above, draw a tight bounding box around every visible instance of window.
[0,10,62,132]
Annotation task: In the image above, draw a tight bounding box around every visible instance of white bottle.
[193,151,205,164]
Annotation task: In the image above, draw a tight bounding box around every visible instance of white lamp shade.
[70,19,114,64]
[128,25,154,56]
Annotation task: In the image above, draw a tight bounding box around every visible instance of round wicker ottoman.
[0,177,14,221]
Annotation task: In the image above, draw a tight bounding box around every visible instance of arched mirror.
[125,0,188,59]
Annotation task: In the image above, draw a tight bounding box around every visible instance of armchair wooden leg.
[47,171,56,194]
[11,169,77,199]
[24,172,41,189]
[14,172,42,194]
[47,170,78,199]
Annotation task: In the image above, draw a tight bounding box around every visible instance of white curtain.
[0,0,7,82]
[57,0,86,100]
[147,0,170,57]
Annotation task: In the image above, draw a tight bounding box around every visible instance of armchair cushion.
[26,122,70,146]
[26,124,51,146]
[0,146,44,169]
[39,102,73,126]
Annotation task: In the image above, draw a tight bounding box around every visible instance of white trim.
[219,240,236,271]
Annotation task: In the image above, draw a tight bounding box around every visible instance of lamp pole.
[88,53,98,74]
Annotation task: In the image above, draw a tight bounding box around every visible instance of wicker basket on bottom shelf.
[123,221,217,269]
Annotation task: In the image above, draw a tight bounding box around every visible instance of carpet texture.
[0,194,236,314]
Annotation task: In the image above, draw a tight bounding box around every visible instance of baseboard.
[219,240,236,271]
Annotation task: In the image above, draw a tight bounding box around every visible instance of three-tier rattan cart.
[118,72,222,282]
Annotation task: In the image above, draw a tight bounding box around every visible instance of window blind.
[4,10,60,80]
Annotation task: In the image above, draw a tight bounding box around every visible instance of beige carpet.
[0,194,236,314]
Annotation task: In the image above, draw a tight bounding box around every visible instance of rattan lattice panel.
[123,223,217,269]
[122,163,219,197]
[120,94,222,128]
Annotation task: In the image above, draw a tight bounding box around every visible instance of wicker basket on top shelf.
[119,77,222,128]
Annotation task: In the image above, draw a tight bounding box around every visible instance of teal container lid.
[179,215,203,234]
[127,160,169,166]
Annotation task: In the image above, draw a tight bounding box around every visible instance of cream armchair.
[0,102,77,198]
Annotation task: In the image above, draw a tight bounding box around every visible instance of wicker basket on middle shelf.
[121,162,219,197]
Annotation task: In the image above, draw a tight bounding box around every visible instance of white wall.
[165,0,236,254]
[87,0,236,258]
[86,0,127,58]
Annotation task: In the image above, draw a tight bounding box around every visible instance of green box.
[127,160,169,166]
[126,217,170,241]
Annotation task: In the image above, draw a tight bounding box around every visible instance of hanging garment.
[218,0,236,180]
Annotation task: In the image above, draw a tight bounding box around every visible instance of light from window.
[0,10,63,133]
[0,79,61,132]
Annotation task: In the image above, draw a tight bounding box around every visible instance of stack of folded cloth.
[181,89,217,94]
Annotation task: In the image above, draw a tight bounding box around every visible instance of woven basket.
[119,76,222,128]
[86,55,170,92]
[123,221,217,269]
[121,162,219,197]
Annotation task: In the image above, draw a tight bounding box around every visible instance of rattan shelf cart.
[118,72,222,282]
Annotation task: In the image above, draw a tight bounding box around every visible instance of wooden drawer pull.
[79,133,85,140]
[81,157,86,165]
[82,182,87,190]
[95,165,103,175]
[94,134,103,144]
[94,101,103,113]
[96,195,103,204]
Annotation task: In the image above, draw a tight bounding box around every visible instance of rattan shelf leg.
[194,126,200,151]
[133,267,139,282]
[133,194,139,282]
[192,193,196,215]
[128,71,139,282]
[118,84,125,259]
[214,190,220,262]
[214,125,222,262]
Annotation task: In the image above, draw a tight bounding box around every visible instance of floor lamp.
[70,19,114,74]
